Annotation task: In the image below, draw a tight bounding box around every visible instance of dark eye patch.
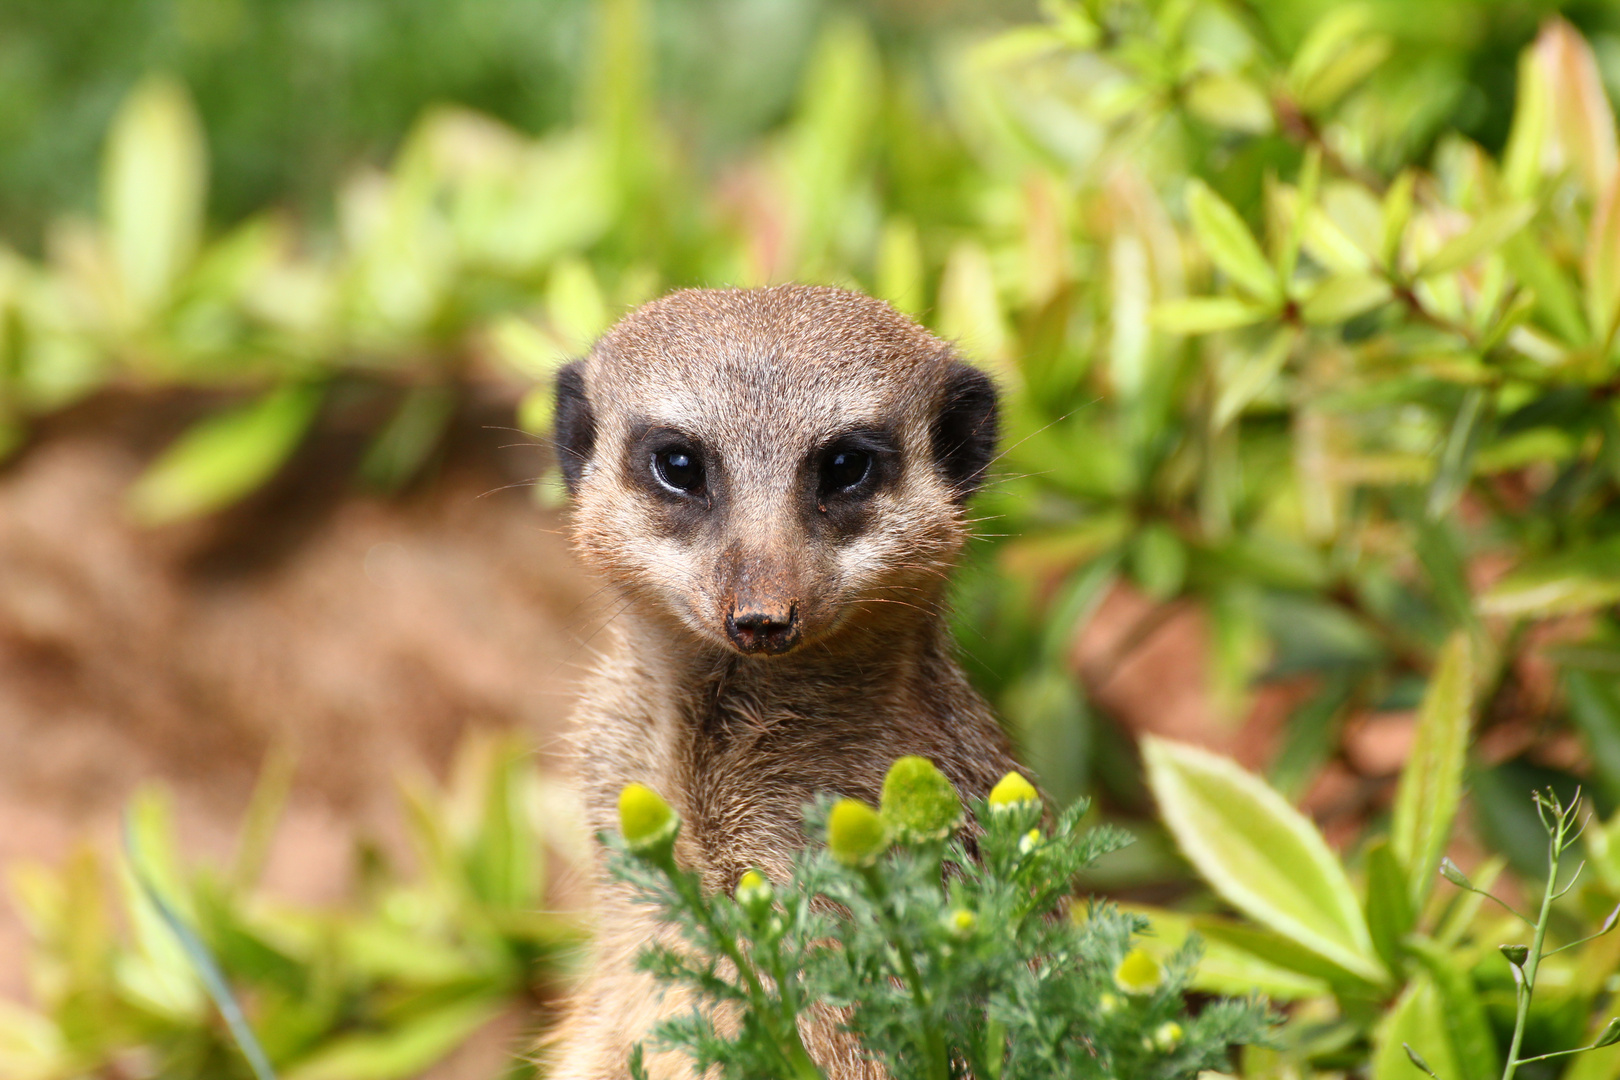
[625,421,719,533]
[807,425,899,532]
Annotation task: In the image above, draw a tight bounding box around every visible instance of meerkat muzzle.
[724,602,801,655]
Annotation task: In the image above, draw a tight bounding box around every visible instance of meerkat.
[545,284,1023,1080]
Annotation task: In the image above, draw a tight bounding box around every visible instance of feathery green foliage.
[603,759,1271,1080]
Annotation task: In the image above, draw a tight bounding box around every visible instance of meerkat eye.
[822,448,872,493]
[652,446,705,494]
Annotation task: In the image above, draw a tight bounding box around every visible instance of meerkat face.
[552,285,997,658]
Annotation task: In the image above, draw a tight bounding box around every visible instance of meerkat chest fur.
[548,284,1020,1080]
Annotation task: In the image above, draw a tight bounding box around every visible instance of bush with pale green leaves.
[0,737,579,1080]
[10,0,1620,1075]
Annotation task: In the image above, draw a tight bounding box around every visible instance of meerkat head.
[552,285,997,659]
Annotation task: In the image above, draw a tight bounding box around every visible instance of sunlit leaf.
[463,738,541,911]
[1372,978,1459,1080]
[1406,938,1500,1080]
[1585,178,1620,342]
[1301,274,1391,325]
[1142,736,1386,984]
[1186,179,1281,303]
[1502,44,1551,199]
[1185,73,1273,134]
[1152,297,1270,334]
[1390,634,1473,911]
[1288,5,1374,103]
[1417,203,1536,279]
[102,76,207,318]
[1533,19,1618,198]
[937,240,1011,374]
[546,257,610,351]
[128,383,323,525]
[1121,905,1331,1001]
[1363,839,1413,972]
[877,217,925,316]
[1479,538,1620,617]
[1296,36,1391,114]
[1380,170,1416,271]
[287,994,504,1080]
[1214,326,1296,429]
[1425,388,1487,520]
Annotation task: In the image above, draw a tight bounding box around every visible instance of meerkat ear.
[930,360,999,500]
[553,360,596,495]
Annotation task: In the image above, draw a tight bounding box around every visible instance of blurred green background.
[7,0,1620,1076]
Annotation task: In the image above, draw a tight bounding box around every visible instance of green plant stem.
[659,854,823,1080]
[859,866,952,1080]
[1501,821,1567,1080]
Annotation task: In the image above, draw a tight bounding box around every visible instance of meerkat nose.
[725,603,801,656]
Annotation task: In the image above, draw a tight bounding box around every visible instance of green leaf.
[1417,203,1536,279]
[463,738,540,910]
[1142,736,1387,983]
[1196,915,1381,990]
[1004,666,1091,809]
[1585,179,1620,342]
[103,76,207,316]
[1279,146,1322,285]
[877,217,925,316]
[1373,978,1460,1080]
[1363,839,1413,972]
[1289,6,1389,113]
[1289,6,1373,100]
[1297,37,1391,113]
[1184,73,1274,134]
[1390,635,1472,912]
[128,383,323,525]
[545,256,610,350]
[1502,46,1550,199]
[1566,671,1620,806]
[1123,906,1331,1000]
[1425,388,1487,520]
[938,240,1011,372]
[1127,521,1186,599]
[1214,326,1297,428]
[1380,170,1416,270]
[1479,538,1620,617]
[359,386,456,493]
[287,994,503,1080]
[1186,179,1281,303]
[1406,938,1501,1080]
[1151,297,1270,334]
[1301,274,1392,325]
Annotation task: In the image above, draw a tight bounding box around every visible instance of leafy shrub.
[10,0,1620,1076]
[602,757,1270,1079]
[0,737,579,1080]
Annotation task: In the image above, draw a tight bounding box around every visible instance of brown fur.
[545,285,1020,1079]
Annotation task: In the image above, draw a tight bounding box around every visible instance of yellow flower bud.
[618,782,678,857]
[880,756,963,842]
[827,798,889,867]
[1113,947,1163,995]
[943,908,978,938]
[735,869,774,921]
[1153,1021,1184,1052]
[988,771,1040,810]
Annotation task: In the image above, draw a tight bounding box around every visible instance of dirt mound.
[0,392,602,1004]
